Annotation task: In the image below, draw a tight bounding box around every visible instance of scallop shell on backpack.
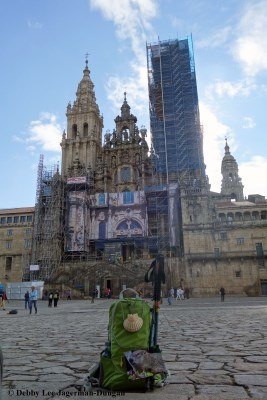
[123,313,143,332]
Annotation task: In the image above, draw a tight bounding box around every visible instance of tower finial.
[224,137,230,154]
[85,52,89,68]
[124,91,127,102]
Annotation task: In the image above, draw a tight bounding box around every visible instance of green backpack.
[98,294,167,391]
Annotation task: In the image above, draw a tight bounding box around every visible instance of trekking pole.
[145,254,165,352]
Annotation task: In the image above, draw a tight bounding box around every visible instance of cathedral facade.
[0,60,267,297]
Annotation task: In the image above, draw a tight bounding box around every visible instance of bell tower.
[221,139,244,201]
[61,60,103,178]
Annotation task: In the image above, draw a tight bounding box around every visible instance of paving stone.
[35,366,76,375]
[1,297,267,400]
[198,361,224,369]
[37,373,76,382]
[234,374,267,386]
[165,361,198,371]
[245,355,267,363]
[188,371,233,385]
[66,361,89,370]
[226,361,267,372]
[167,372,192,384]
[196,384,249,398]
[248,386,267,399]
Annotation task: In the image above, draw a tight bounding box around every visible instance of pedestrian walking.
[91,288,98,303]
[220,287,225,302]
[67,290,72,300]
[48,292,53,307]
[0,292,8,310]
[184,287,190,299]
[24,291,29,309]
[167,288,173,305]
[104,287,111,300]
[29,286,38,314]
[53,291,59,307]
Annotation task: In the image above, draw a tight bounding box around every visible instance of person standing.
[167,288,173,305]
[0,292,8,310]
[220,287,225,302]
[91,288,98,303]
[53,291,59,307]
[29,286,38,314]
[184,287,190,299]
[24,291,29,309]
[48,292,53,307]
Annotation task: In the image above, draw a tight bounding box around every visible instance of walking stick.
[145,254,165,352]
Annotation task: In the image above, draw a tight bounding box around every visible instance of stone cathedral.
[0,61,267,297]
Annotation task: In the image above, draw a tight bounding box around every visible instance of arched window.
[72,124,77,139]
[244,212,251,221]
[130,220,142,230]
[83,123,88,137]
[121,167,131,183]
[117,221,128,231]
[218,213,226,222]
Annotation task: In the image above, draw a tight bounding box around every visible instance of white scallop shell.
[123,313,143,333]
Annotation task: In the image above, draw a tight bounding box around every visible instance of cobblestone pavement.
[1,296,267,400]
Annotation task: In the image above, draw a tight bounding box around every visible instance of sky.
[1,0,267,208]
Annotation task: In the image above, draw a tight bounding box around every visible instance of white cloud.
[206,79,256,99]
[90,0,157,61]
[199,102,232,192]
[197,26,232,48]
[90,0,157,125]
[21,113,62,153]
[243,116,256,129]
[240,156,267,197]
[232,1,267,76]
[27,20,43,29]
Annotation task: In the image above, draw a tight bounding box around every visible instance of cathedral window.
[130,220,142,230]
[83,123,88,137]
[117,221,128,230]
[255,242,264,257]
[121,167,131,183]
[220,231,227,240]
[236,238,244,245]
[6,256,12,270]
[99,222,106,239]
[72,124,77,139]
[214,247,220,258]
[99,193,106,206]
[123,191,134,204]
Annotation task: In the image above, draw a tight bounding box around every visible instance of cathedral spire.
[61,59,104,178]
[221,139,244,201]
[224,137,230,155]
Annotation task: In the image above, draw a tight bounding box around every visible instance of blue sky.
[1,0,267,208]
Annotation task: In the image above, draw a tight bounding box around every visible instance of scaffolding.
[146,36,207,258]
[30,158,63,281]
[146,37,205,181]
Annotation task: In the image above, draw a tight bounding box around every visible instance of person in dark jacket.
[220,287,225,302]
[91,288,98,303]
[48,292,53,307]
[53,291,59,307]
[24,291,29,309]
